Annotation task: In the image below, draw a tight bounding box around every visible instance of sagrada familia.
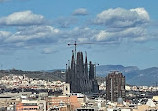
[66,50,99,93]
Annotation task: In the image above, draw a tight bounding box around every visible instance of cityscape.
[0,0,158,111]
[0,51,158,111]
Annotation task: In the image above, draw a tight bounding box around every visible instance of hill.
[0,65,157,86]
[0,69,65,82]
[96,65,158,86]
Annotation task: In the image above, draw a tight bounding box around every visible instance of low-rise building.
[47,95,81,111]
[16,100,46,111]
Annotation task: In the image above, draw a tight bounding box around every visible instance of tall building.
[66,51,98,93]
[106,71,125,102]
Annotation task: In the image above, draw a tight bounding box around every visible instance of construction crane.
[68,40,113,52]
[68,41,94,60]
[67,40,114,60]
[68,41,77,60]
[67,41,100,77]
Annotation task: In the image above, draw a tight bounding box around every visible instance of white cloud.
[0,31,11,44]
[5,25,60,43]
[73,8,88,16]
[94,27,147,42]
[95,30,111,41]
[130,8,150,21]
[94,8,149,28]
[0,10,45,26]
[0,31,11,39]
[132,36,147,42]
[65,27,98,42]
[91,8,152,43]
[0,7,157,52]
[77,38,89,42]
[42,48,57,54]
[0,25,61,52]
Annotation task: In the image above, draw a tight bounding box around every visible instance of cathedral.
[66,50,98,93]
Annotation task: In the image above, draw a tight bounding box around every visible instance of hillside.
[96,65,158,86]
[0,65,157,86]
[0,69,65,82]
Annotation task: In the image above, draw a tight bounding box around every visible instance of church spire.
[71,50,75,69]
[85,51,87,64]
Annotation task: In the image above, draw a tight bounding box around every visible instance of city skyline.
[0,0,158,70]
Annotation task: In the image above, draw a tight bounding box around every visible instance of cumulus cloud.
[73,8,88,16]
[0,10,45,26]
[0,26,62,54]
[0,7,157,53]
[94,27,147,42]
[0,26,61,52]
[63,27,98,43]
[5,25,60,43]
[0,11,60,50]
[94,8,149,28]
[91,8,152,43]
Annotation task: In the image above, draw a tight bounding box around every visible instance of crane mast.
[67,41,94,60]
[68,41,77,60]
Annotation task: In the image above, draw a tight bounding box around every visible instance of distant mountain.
[96,65,158,86]
[0,65,157,86]
[127,67,158,86]
[96,65,139,76]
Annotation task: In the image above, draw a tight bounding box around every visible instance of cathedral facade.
[66,51,98,93]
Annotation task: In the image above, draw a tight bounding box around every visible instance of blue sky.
[0,0,158,70]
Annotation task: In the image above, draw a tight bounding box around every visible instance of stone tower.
[66,51,98,93]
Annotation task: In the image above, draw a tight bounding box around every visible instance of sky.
[0,0,158,71]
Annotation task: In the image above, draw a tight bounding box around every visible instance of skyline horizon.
[0,0,158,70]
[0,62,157,71]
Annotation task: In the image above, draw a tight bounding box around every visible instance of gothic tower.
[66,51,98,93]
